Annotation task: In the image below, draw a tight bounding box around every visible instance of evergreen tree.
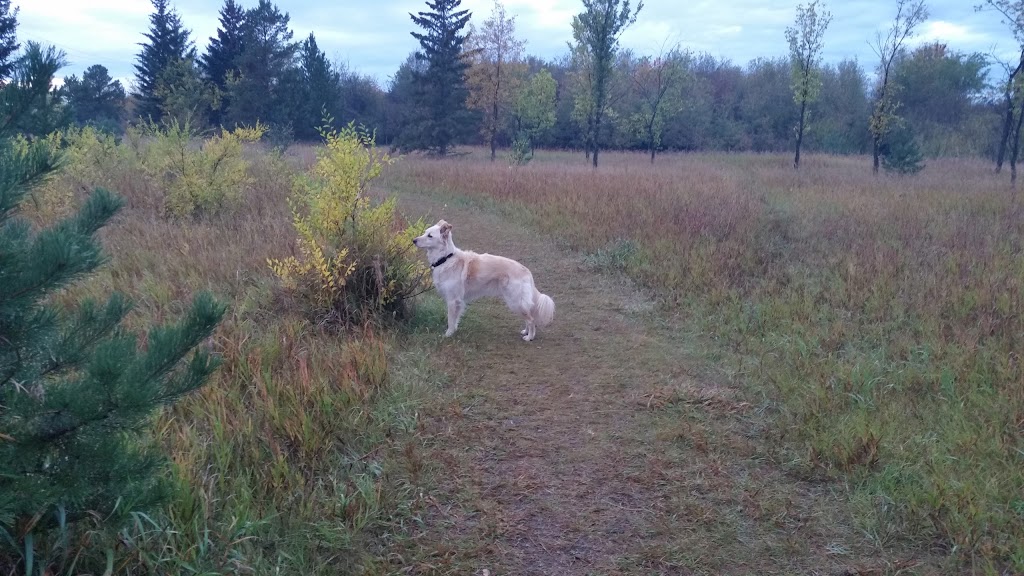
[880,121,925,174]
[0,84,225,571]
[385,53,424,147]
[0,0,18,81]
[296,32,340,139]
[226,0,298,128]
[59,64,126,131]
[403,0,473,155]
[200,0,245,89]
[200,0,246,125]
[133,0,195,123]
[155,56,213,127]
[0,42,70,137]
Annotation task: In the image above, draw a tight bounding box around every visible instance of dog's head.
[412,219,452,251]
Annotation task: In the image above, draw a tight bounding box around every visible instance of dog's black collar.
[431,252,455,268]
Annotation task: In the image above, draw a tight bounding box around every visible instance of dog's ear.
[439,220,452,237]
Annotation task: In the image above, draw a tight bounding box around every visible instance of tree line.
[4,0,1021,173]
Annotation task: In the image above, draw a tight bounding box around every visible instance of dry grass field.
[20,135,1023,574]
[387,148,1024,573]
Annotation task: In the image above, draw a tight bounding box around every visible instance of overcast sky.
[12,0,1016,89]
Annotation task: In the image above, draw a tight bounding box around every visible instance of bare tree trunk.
[490,121,497,161]
[997,54,1024,173]
[591,111,601,168]
[997,94,1013,173]
[872,137,881,174]
[1012,99,1024,188]
[795,98,807,169]
[491,62,501,162]
[647,119,655,161]
[584,114,594,160]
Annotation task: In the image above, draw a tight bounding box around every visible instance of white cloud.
[917,21,987,45]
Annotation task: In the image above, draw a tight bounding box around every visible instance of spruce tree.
[0,44,225,571]
[200,0,246,125]
[227,0,298,128]
[0,0,18,81]
[200,0,245,89]
[133,0,195,123]
[296,32,340,139]
[404,0,473,155]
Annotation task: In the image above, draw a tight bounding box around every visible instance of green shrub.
[137,119,267,217]
[21,126,137,223]
[269,122,428,326]
[508,134,534,166]
[881,123,925,175]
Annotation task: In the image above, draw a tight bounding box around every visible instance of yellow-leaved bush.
[138,119,267,217]
[269,122,428,326]
[23,121,266,222]
[18,126,135,224]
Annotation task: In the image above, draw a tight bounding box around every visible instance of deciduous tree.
[976,1,1024,175]
[868,0,928,174]
[785,0,831,169]
[465,0,526,160]
[629,46,687,163]
[570,0,642,167]
[512,69,556,142]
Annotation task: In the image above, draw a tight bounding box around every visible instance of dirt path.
[397,193,927,575]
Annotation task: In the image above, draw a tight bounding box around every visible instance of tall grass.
[388,149,1024,571]
[10,133,435,574]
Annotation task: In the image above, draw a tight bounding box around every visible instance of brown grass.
[21,140,439,574]
[385,191,926,574]
[26,133,1023,573]
[386,147,1024,572]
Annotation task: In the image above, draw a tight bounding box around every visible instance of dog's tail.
[532,290,555,329]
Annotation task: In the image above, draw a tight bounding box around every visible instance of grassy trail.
[394,190,936,575]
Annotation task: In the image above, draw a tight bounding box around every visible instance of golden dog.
[413,220,555,341]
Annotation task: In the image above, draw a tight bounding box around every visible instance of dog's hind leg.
[506,284,536,341]
[444,299,465,337]
[518,310,536,341]
[522,318,536,341]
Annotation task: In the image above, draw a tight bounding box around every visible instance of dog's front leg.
[445,299,464,337]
